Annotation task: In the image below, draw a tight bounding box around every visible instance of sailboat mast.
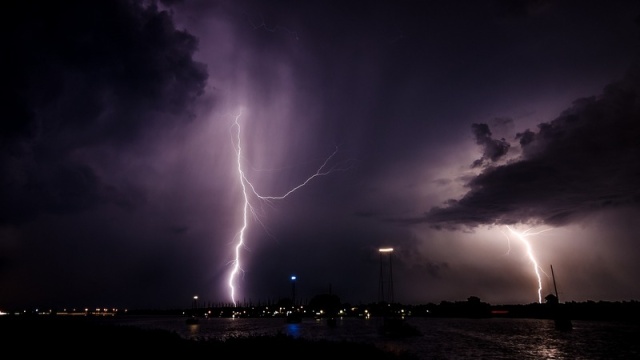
[551,265,559,302]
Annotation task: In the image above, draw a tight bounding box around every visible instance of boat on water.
[549,265,573,331]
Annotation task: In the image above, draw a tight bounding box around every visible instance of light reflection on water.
[107,316,639,359]
[285,323,301,338]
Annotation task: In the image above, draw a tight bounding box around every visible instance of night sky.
[2,0,640,311]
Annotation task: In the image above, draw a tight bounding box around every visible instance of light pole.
[290,275,297,308]
[378,248,394,304]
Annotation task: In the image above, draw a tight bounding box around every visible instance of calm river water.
[104,316,639,359]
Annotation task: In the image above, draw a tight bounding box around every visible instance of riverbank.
[0,315,416,359]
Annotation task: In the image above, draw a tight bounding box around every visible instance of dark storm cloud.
[422,261,450,279]
[420,63,640,229]
[470,123,511,168]
[1,0,207,224]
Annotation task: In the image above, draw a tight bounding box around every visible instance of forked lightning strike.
[227,113,346,306]
[504,225,552,303]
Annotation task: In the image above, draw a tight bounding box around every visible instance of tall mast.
[551,265,559,302]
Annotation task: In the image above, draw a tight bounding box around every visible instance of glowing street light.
[378,248,394,304]
[291,275,297,307]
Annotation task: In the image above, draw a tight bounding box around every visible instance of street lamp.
[290,275,297,307]
[378,248,394,304]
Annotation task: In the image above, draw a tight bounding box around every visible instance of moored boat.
[550,265,572,331]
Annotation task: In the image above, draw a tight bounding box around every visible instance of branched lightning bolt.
[227,112,349,306]
[504,225,552,303]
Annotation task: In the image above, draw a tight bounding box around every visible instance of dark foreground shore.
[0,315,416,359]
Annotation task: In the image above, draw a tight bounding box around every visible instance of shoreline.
[0,315,417,359]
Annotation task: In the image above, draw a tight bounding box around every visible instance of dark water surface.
[105,316,639,359]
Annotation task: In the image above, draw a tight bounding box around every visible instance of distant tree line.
[121,295,640,323]
[11,294,639,323]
